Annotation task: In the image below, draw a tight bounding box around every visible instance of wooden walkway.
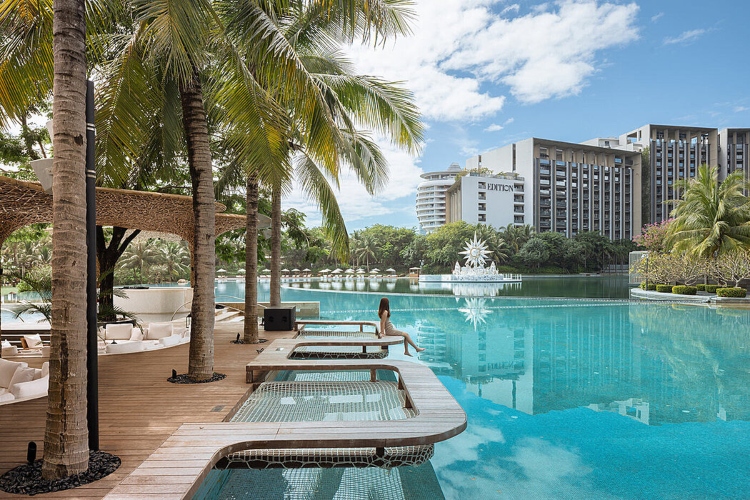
[0,323,291,499]
[104,337,466,499]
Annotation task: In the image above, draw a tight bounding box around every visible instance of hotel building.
[445,172,526,228]
[448,138,641,239]
[421,123,747,236]
[415,162,462,233]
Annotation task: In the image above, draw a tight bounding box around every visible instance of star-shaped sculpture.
[458,233,492,268]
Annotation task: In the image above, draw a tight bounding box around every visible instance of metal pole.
[86,79,99,451]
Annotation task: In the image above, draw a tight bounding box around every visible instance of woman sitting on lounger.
[378,297,424,357]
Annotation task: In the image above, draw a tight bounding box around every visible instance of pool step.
[215,309,242,324]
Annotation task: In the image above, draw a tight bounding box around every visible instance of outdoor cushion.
[105,323,134,340]
[129,328,144,341]
[147,322,173,339]
[0,359,28,389]
[8,366,37,388]
[10,375,49,399]
[1,340,11,348]
[159,334,182,347]
[0,392,14,402]
[40,362,49,379]
[105,341,144,355]
[23,334,43,348]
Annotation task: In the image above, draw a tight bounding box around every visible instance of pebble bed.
[167,372,226,384]
[0,451,120,496]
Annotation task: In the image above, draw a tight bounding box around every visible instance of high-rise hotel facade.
[443,138,641,240]
[418,124,747,238]
[613,125,750,224]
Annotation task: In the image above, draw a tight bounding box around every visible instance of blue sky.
[286,0,750,232]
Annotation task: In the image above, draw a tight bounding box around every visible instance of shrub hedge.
[655,284,673,293]
[672,285,697,295]
[705,284,720,293]
[716,287,747,298]
[695,284,706,291]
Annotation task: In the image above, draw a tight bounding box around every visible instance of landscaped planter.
[716,287,747,298]
[672,285,697,295]
[655,284,673,293]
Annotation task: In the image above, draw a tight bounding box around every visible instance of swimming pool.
[196,286,750,499]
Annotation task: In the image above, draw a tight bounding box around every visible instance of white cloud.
[503,117,515,125]
[441,0,640,103]
[651,12,664,22]
[501,3,520,15]
[484,123,504,132]
[663,29,706,45]
[348,0,639,116]
[734,106,748,113]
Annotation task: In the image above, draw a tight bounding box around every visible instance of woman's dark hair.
[378,297,390,318]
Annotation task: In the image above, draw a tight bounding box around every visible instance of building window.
[478,203,486,211]
[478,214,486,222]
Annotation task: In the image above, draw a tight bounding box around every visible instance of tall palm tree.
[256,2,421,306]
[357,233,378,271]
[44,0,89,479]
[666,165,750,258]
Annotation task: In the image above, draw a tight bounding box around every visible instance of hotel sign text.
[487,183,514,192]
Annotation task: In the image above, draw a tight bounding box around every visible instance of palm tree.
[666,165,750,258]
[161,241,190,280]
[119,239,163,283]
[357,233,378,271]
[501,223,534,254]
[44,0,89,479]
[257,2,421,305]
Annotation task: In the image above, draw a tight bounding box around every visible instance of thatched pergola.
[0,175,269,249]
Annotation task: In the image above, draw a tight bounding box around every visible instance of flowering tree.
[633,219,673,253]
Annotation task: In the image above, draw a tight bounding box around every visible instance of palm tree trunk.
[180,67,215,381]
[43,0,89,479]
[270,182,282,307]
[244,172,259,342]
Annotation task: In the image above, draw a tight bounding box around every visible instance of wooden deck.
[103,338,466,499]
[0,323,292,499]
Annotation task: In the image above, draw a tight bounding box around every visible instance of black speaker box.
[263,306,296,331]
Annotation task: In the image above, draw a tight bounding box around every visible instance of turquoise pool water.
[196,285,750,499]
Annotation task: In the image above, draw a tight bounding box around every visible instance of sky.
[285,0,750,232]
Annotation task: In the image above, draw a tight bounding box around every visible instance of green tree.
[518,237,549,270]
[500,223,533,255]
[667,165,750,258]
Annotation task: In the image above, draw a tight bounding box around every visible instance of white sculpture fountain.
[420,233,522,284]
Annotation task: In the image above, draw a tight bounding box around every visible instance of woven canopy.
[0,176,270,248]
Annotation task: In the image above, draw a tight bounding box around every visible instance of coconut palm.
[119,239,163,283]
[256,2,421,306]
[356,233,378,271]
[46,0,89,479]
[666,165,750,258]
[501,223,534,254]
